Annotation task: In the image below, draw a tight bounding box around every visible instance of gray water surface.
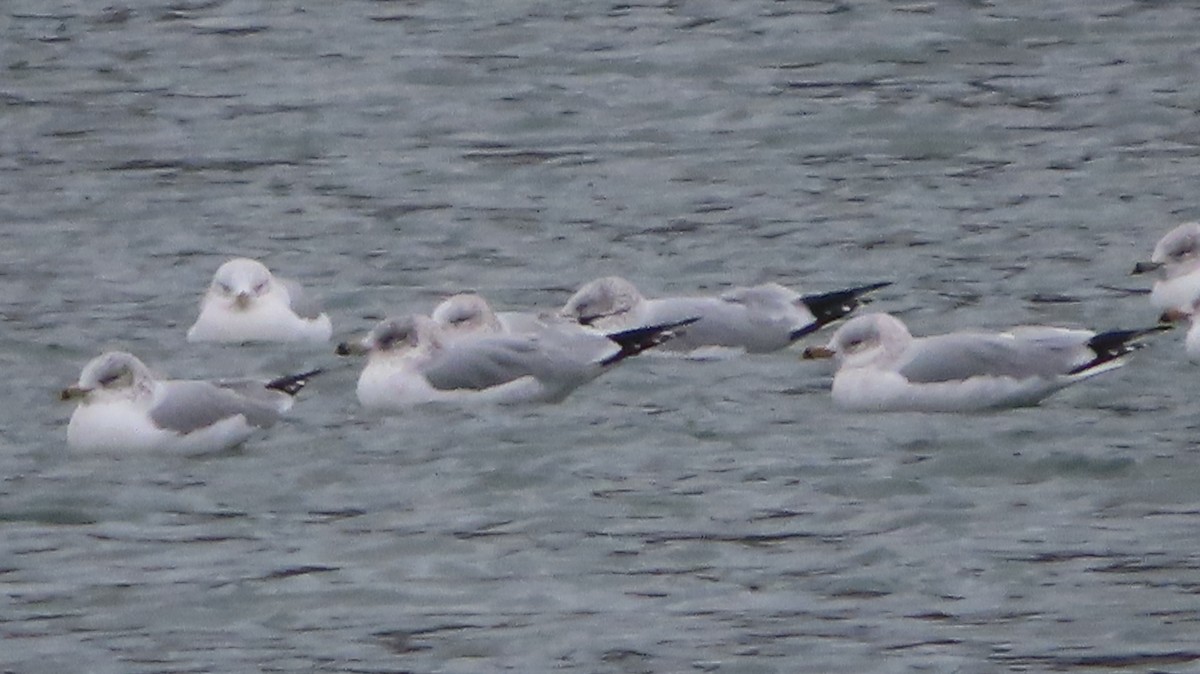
[5,1,1200,672]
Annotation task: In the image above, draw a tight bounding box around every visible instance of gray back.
[150,381,282,433]
[898,333,1074,384]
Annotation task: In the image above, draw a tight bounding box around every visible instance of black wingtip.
[265,368,324,396]
[600,317,700,366]
[792,281,892,339]
[1067,325,1171,375]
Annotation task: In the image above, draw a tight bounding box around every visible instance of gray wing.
[646,296,794,352]
[149,381,283,434]
[497,310,581,335]
[279,277,325,320]
[422,338,546,391]
[898,333,1079,383]
[718,283,800,309]
[422,334,597,391]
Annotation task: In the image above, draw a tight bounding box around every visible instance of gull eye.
[98,368,128,387]
[253,280,269,294]
[1170,239,1196,260]
[217,282,234,294]
[842,335,870,352]
[379,328,408,348]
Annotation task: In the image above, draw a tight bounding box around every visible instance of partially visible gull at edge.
[1157,286,1200,362]
[1132,222,1200,313]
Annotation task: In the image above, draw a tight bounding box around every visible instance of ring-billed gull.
[61,351,321,452]
[335,313,695,409]
[1132,222,1200,312]
[802,313,1166,412]
[558,276,890,356]
[187,258,333,343]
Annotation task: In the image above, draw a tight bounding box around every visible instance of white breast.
[188,299,331,343]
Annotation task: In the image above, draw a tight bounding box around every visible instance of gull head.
[803,313,913,369]
[209,258,277,311]
[432,293,503,338]
[560,276,645,327]
[61,351,154,402]
[336,315,443,358]
[1135,222,1200,277]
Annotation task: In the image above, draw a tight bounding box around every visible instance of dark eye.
[98,370,124,386]
[381,329,408,346]
[844,335,868,350]
[253,281,268,293]
[217,282,233,294]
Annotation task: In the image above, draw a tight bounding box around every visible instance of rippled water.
[5,1,1200,672]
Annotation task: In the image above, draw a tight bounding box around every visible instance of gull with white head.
[187,257,333,344]
[431,292,518,339]
[61,351,321,452]
[559,276,890,357]
[802,313,1166,412]
[1132,222,1200,313]
[336,312,693,409]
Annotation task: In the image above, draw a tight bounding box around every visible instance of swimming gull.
[1132,222,1200,313]
[187,257,333,343]
[802,312,1166,412]
[61,351,321,452]
[558,276,890,356]
[335,313,695,409]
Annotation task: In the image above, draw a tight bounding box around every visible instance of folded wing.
[150,381,285,434]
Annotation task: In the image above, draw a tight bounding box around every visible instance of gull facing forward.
[187,257,333,344]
